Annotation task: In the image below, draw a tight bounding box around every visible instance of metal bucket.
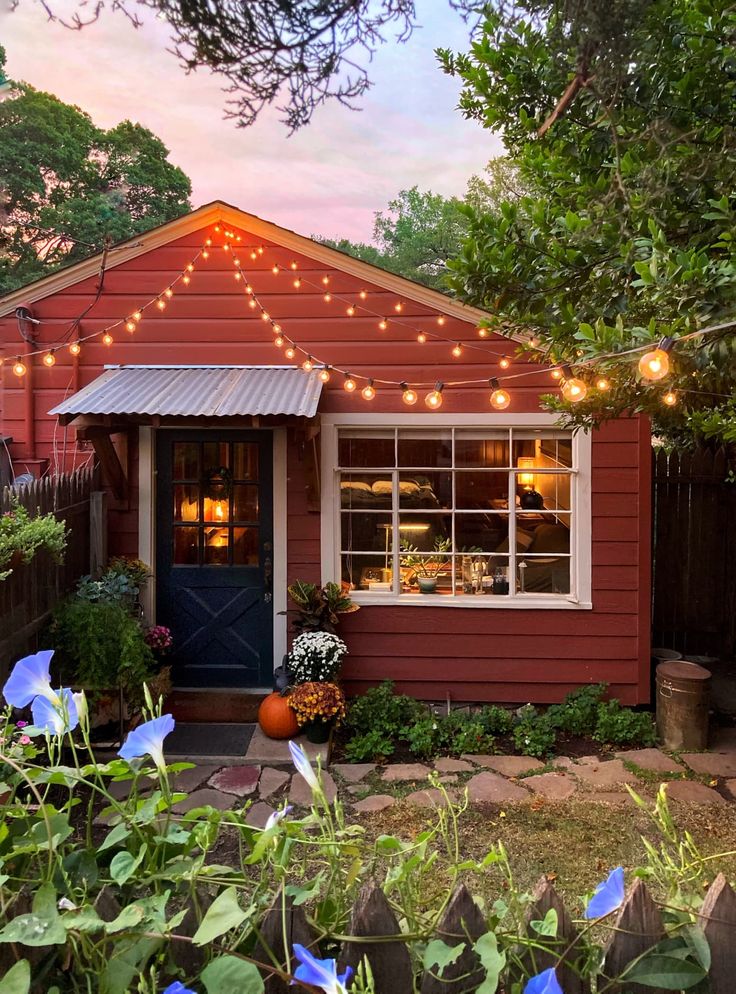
[656,660,711,751]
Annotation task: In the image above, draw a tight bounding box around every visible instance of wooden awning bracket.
[77,426,128,501]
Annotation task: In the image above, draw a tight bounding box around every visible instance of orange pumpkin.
[258,692,300,740]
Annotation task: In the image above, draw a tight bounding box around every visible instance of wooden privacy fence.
[232,873,735,994]
[652,445,736,658]
[0,467,99,678]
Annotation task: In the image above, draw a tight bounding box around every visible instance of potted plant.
[287,681,346,743]
[288,630,348,685]
[286,580,359,633]
[400,536,452,593]
[0,500,67,580]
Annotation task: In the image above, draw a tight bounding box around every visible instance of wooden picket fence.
[0,467,97,679]
[213,873,736,994]
[652,445,736,658]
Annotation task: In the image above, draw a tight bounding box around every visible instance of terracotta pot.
[258,692,300,739]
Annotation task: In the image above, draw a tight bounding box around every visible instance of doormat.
[166,722,255,758]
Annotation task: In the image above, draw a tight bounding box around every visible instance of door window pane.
[173,526,199,565]
[173,442,199,480]
[203,496,230,523]
[397,430,451,467]
[233,443,259,480]
[234,527,259,565]
[233,484,259,521]
[174,484,199,522]
[204,527,229,565]
[203,441,230,471]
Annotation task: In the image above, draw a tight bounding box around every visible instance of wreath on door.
[203,465,233,501]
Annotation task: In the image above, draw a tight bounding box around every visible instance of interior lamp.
[517,457,535,488]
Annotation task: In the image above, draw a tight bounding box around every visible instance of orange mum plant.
[287,681,346,727]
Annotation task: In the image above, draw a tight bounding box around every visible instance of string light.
[499,356,511,369]
[12,359,26,377]
[560,366,588,402]
[293,278,302,288]
[186,264,194,273]
[164,287,173,299]
[156,299,166,310]
[394,302,403,313]
[322,276,330,286]
[662,389,678,406]
[551,368,562,380]
[182,274,191,285]
[250,251,258,261]
[233,258,241,267]
[437,316,446,326]
[290,261,298,270]
[401,383,418,406]
[417,332,427,344]
[258,246,264,255]
[378,319,388,331]
[102,333,113,346]
[202,250,210,259]
[319,366,331,383]
[451,343,463,358]
[205,238,212,246]
[249,299,258,309]
[234,272,242,281]
[273,324,282,334]
[489,378,510,410]
[361,379,376,401]
[125,320,136,333]
[284,345,296,359]
[639,337,674,381]
[261,311,270,321]
[274,335,285,348]
[346,305,355,317]
[42,352,56,367]
[223,243,230,252]
[324,293,332,303]
[302,356,314,372]
[272,264,279,275]
[359,290,367,300]
[596,377,611,392]
[69,342,81,356]
[343,372,357,392]
[478,328,489,338]
[132,310,142,322]
[425,382,444,409]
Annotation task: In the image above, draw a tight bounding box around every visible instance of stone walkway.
[148,740,736,827]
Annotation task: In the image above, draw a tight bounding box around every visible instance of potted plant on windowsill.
[400,536,451,593]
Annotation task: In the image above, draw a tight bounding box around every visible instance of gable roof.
[0,200,493,329]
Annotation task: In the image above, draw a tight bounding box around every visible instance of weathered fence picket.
[256,889,315,994]
[601,878,666,994]
[699,872,736,994]
[518,877,590,994]
[339,883,413,994]
[420,885,487,994]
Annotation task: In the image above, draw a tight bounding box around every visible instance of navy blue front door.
[156,430,274,687]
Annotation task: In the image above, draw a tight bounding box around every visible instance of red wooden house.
[0,202,651,703]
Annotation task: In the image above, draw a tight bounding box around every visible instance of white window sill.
[349,592,593,610]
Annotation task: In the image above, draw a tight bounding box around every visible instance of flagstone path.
[146,742,736,827]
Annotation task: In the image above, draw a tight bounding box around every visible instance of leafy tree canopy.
[440,0,736,440]
[0,81,192,294]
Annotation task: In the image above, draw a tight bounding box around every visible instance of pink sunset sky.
[1,2,503,242]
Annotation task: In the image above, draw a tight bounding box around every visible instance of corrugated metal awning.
[49,365,323,420]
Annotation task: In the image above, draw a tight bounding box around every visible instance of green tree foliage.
[0,82,192,294]
[439,0,736,438]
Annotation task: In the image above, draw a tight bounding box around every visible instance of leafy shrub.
[76,570,140,609]
[547,683,608,735]
[406,716,441,758]
[346,680,425,737]
[0,499,67,579]
[594,700,657,746]
[513,713,557,758]
[445,718,494,755]
[345,729,395,762]
[478,704,514,736]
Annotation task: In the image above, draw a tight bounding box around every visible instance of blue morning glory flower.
[118,714,175,770]
[584,866,625,919]
[292,943,352,994]
[162,983,196,994]
[31,688,79,736]
[3,650,56,708]
[265,804,293,830]
[524,967,564,994]
[289,740,318,791]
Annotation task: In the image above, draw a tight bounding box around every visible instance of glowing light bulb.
[245,284,253,294]
[302,356,314,372]
[205,238,212,246]
[186,263,194,272]
[164,287,173,299]
[273,324,282,334]
[378,319,388,331]
[234,272,242,281]
[401,383,418,406]
[182,274,191,285]
[362,380,376,401]
[285,346,296,359]
[274,336,284,348]
[596,377,611,392]
[12,359,27,377]
[102,333,113,346]
[551,368,563,380]
[156,299,166,310]
[293,278,302,288]
[261,311,270,322]
[322,275,330,286]
[132,310,142,322]
[272,264,279,275]
[499,356,511,369]
[323,293,332,303]
[662,390,678,406]
[425,383,444,409]
[346,305,355,317]
[452,343,462,358]
[437,315,446,326]
[250,251,257,261]
[290,261,298,270]
[223,243,230,252]
[639,340,673,381]
[249,299,257,309]
[258,246,264,255]
[69,342,81,356]
[319,366,331,383]
[561,377,588,402]
[478,328,489,338]
[359,290,367,300]
[394,301,403,313]
[125,320,136,333]
[42,352,56,367]
[202,250,209,259]
[214,225,221,233]
[489,379,510,410]
[233,258,241,266]
[417,332,427,344]
[343,373,357,392]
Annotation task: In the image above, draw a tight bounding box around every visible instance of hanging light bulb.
[125,320,136,333]
[477,327,489,338]
[102,333,114,346]
[202,250,210,259]
[214,225,221,233]
[417,332,427,344]
[293,278,302,288]
[489,377,510,410]
[273,323,282,334]
[662,389,678,406]
[437,315,446,326]
[290,260,298,270]
[401,382,418,406]
[42,352,56,367]
[234,272,242,281]
[132,310,142,322]
[343,372,357,392]
[156,298,166,310]
[182,274,191,285]
[425,382,444,409]
[249,299,258,309]
[362,379,376,401]
[451,343,462,358]
[12,359,27,377]
[302,356,314,372]
[394,301,403,313]
[596,376,611,392]
[222,243,230,253]
[284,345,296,359]
[233,258,241,267]
[261,311,270,321]
[245,284,253,294]
[274,335,285,348]
[378,319,388,331]
[250,251,257,261]
[639,337,674,380]
[186,263,194,273]
[499,356,511,369]
[69,342,81,356]
[560,366,588,402]
[322,275,330,286]
[205,238,212,246]
[319,366,331,383]
[346,305,355,317]
[258,246,265,255]
[551,368,563,380]
[323,292,332,303]
[359,290,367,300]
[272,264,279,275]
[164,287,173,299]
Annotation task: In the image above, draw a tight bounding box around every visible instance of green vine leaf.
[192,886,248,945]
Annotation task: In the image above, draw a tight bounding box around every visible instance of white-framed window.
[320,415,592,609]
